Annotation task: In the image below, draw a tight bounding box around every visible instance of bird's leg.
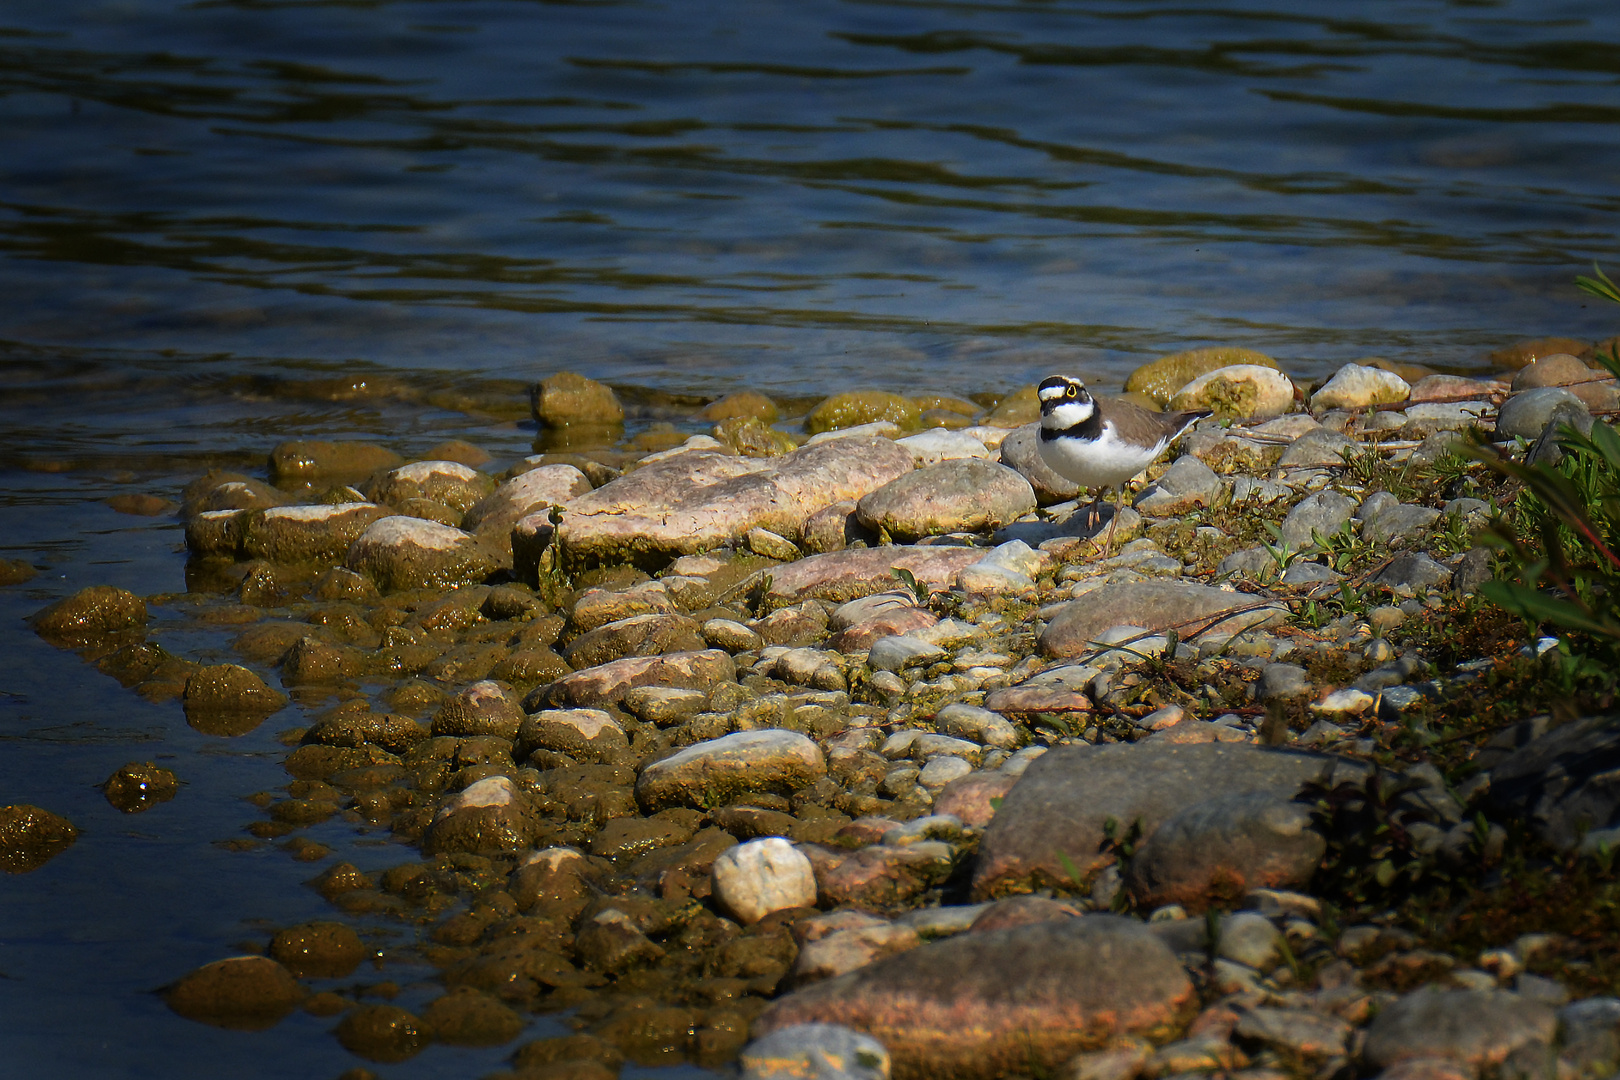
[1101,487,1122,555]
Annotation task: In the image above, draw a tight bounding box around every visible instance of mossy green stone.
[1126,347,1280,406]
[805,391,920,434]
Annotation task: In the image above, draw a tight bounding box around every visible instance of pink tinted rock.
[530,649,736,709]
[554,438,913,567]
[982,685,1092,718]
[968,895,1083,934]
[798,843,953,911]
[828,608,940,653]
[1407,375,1508,404]
[932,772,1017,829]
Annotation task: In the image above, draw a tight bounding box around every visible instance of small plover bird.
[1036,374,1210,548]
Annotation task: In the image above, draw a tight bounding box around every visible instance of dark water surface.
[3,0,1620,1076]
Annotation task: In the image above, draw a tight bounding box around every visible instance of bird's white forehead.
[1038,382,1082,402]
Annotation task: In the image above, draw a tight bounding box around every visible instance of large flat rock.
[970,742,1362,900]
[553,438,912,568]
[755,915,1195,1080]
[1039,581,1285,658]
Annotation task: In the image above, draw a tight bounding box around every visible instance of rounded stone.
[461,464,592,552]
[367,459,495,515]
[431,680,525,740]
[31,585,146,644]
[269,921,366,978]
[1216,911,1285,970]
[0,804,78,873]
[268,440,402,483]
[420,987,525,1045]
[701,389,781,423]
[806,391,921,435]
[712,837,818,924]
[755,915,1195,1080]
[636,729,827,811]
[336,1003,428,1063]
[166,956,305,1030]
[1511,353,1602,390]
[1127,347,1280,406]
[1310,363,1411,410]
[516,708,629,764]
[531,371,624,427]
[1496,387,1589,440]
[1169,365,1295,419]
[344,516,503,592]
[183,664,288,718]
[856,460,1035,542]
[999,425,1082,504]
[102,762,180,813]
[422,775,544,856]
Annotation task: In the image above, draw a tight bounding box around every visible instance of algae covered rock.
[345,516,504,591]
[715,416,798,458]
[268,439,402,483]
[700,389,780,423]
[0,804,78,872]
[422,775,546,855]
[366,459,495,515]
[102,761,180,814]
[165,955,305,1030]
[1126,347,1280,406]
[31,585,146,644]
[241,502,390,564]
[636,729,827,811]
[1168,365,1295,419]
[531,371,624,427]
[983,385,1040,427]
[806,391,920,435]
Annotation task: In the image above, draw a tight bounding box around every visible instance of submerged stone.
[0,804,78,873]
[166,955,305,1031]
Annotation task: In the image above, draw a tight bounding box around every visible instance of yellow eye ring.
[1066,385,1077,397]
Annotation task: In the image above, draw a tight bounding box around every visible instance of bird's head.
[1038,375,1094,428]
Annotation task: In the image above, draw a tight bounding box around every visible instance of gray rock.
[1000,424,1083,505]
[1279,561,1341,585]
[1234,1007,1352,1060]
[1039,581,1286,659]
[754,916,1195,1080]
[1496,387,1588,441]
[1371,553,1454,590]
[1358,490,1401,524]
[1557,997,1620,1079]
[1364,503,1442,544]
[1124,793,1326,912]
[1277,429,1357,469]
[856,459,1036,542]
[1231,475,1290,504]
[1363,988,1558,1070]
[935,704,1020,749]
[1134,456,1222,515]
[868,635,946,672]
[1527,404,1597,467]
[739,1024,892,1080]
[971,742,1363,899]
[1260,663,1312,701]
[1217,546,1273,579]
[1489,715,1620,850]
[1280,491,1356,548]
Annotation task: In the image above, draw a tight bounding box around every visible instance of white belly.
[1037,422,1165,490]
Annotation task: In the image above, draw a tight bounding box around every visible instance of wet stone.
[518,709,628,764]
[622,686,708,725]
[422,775,545,856]
[336,1003,428,1063]
[531,649,737,710]
[269,439,402,483]
[31,585,146,644]
[0,803,79,873]
[183,664,288,731]
[807,391,920,434]
[563,612,706,670]
[269,921,365,978]
[0,557,38,586]
[431,680,525,740]
[756,915,1195,1080]
[166,955,305,1031]
[102,761,180,813]
[345,516,504,592]
[367,459,495,515]
[420,987,525,1046]
[241,502,390,564]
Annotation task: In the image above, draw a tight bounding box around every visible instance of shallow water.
[3,0,1620,1075]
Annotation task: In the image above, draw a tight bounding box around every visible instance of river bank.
[7,341,1620,1079]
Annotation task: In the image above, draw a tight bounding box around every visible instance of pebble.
[868,636,946,672]
[739,1023,891,1080]
[711,837,818,924]
[635,729,827,811]
[1215,910,1286,970]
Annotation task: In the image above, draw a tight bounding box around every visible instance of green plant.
[1315,519,1376,571]
[1303,770,1445,909]
[892,566,929,606]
